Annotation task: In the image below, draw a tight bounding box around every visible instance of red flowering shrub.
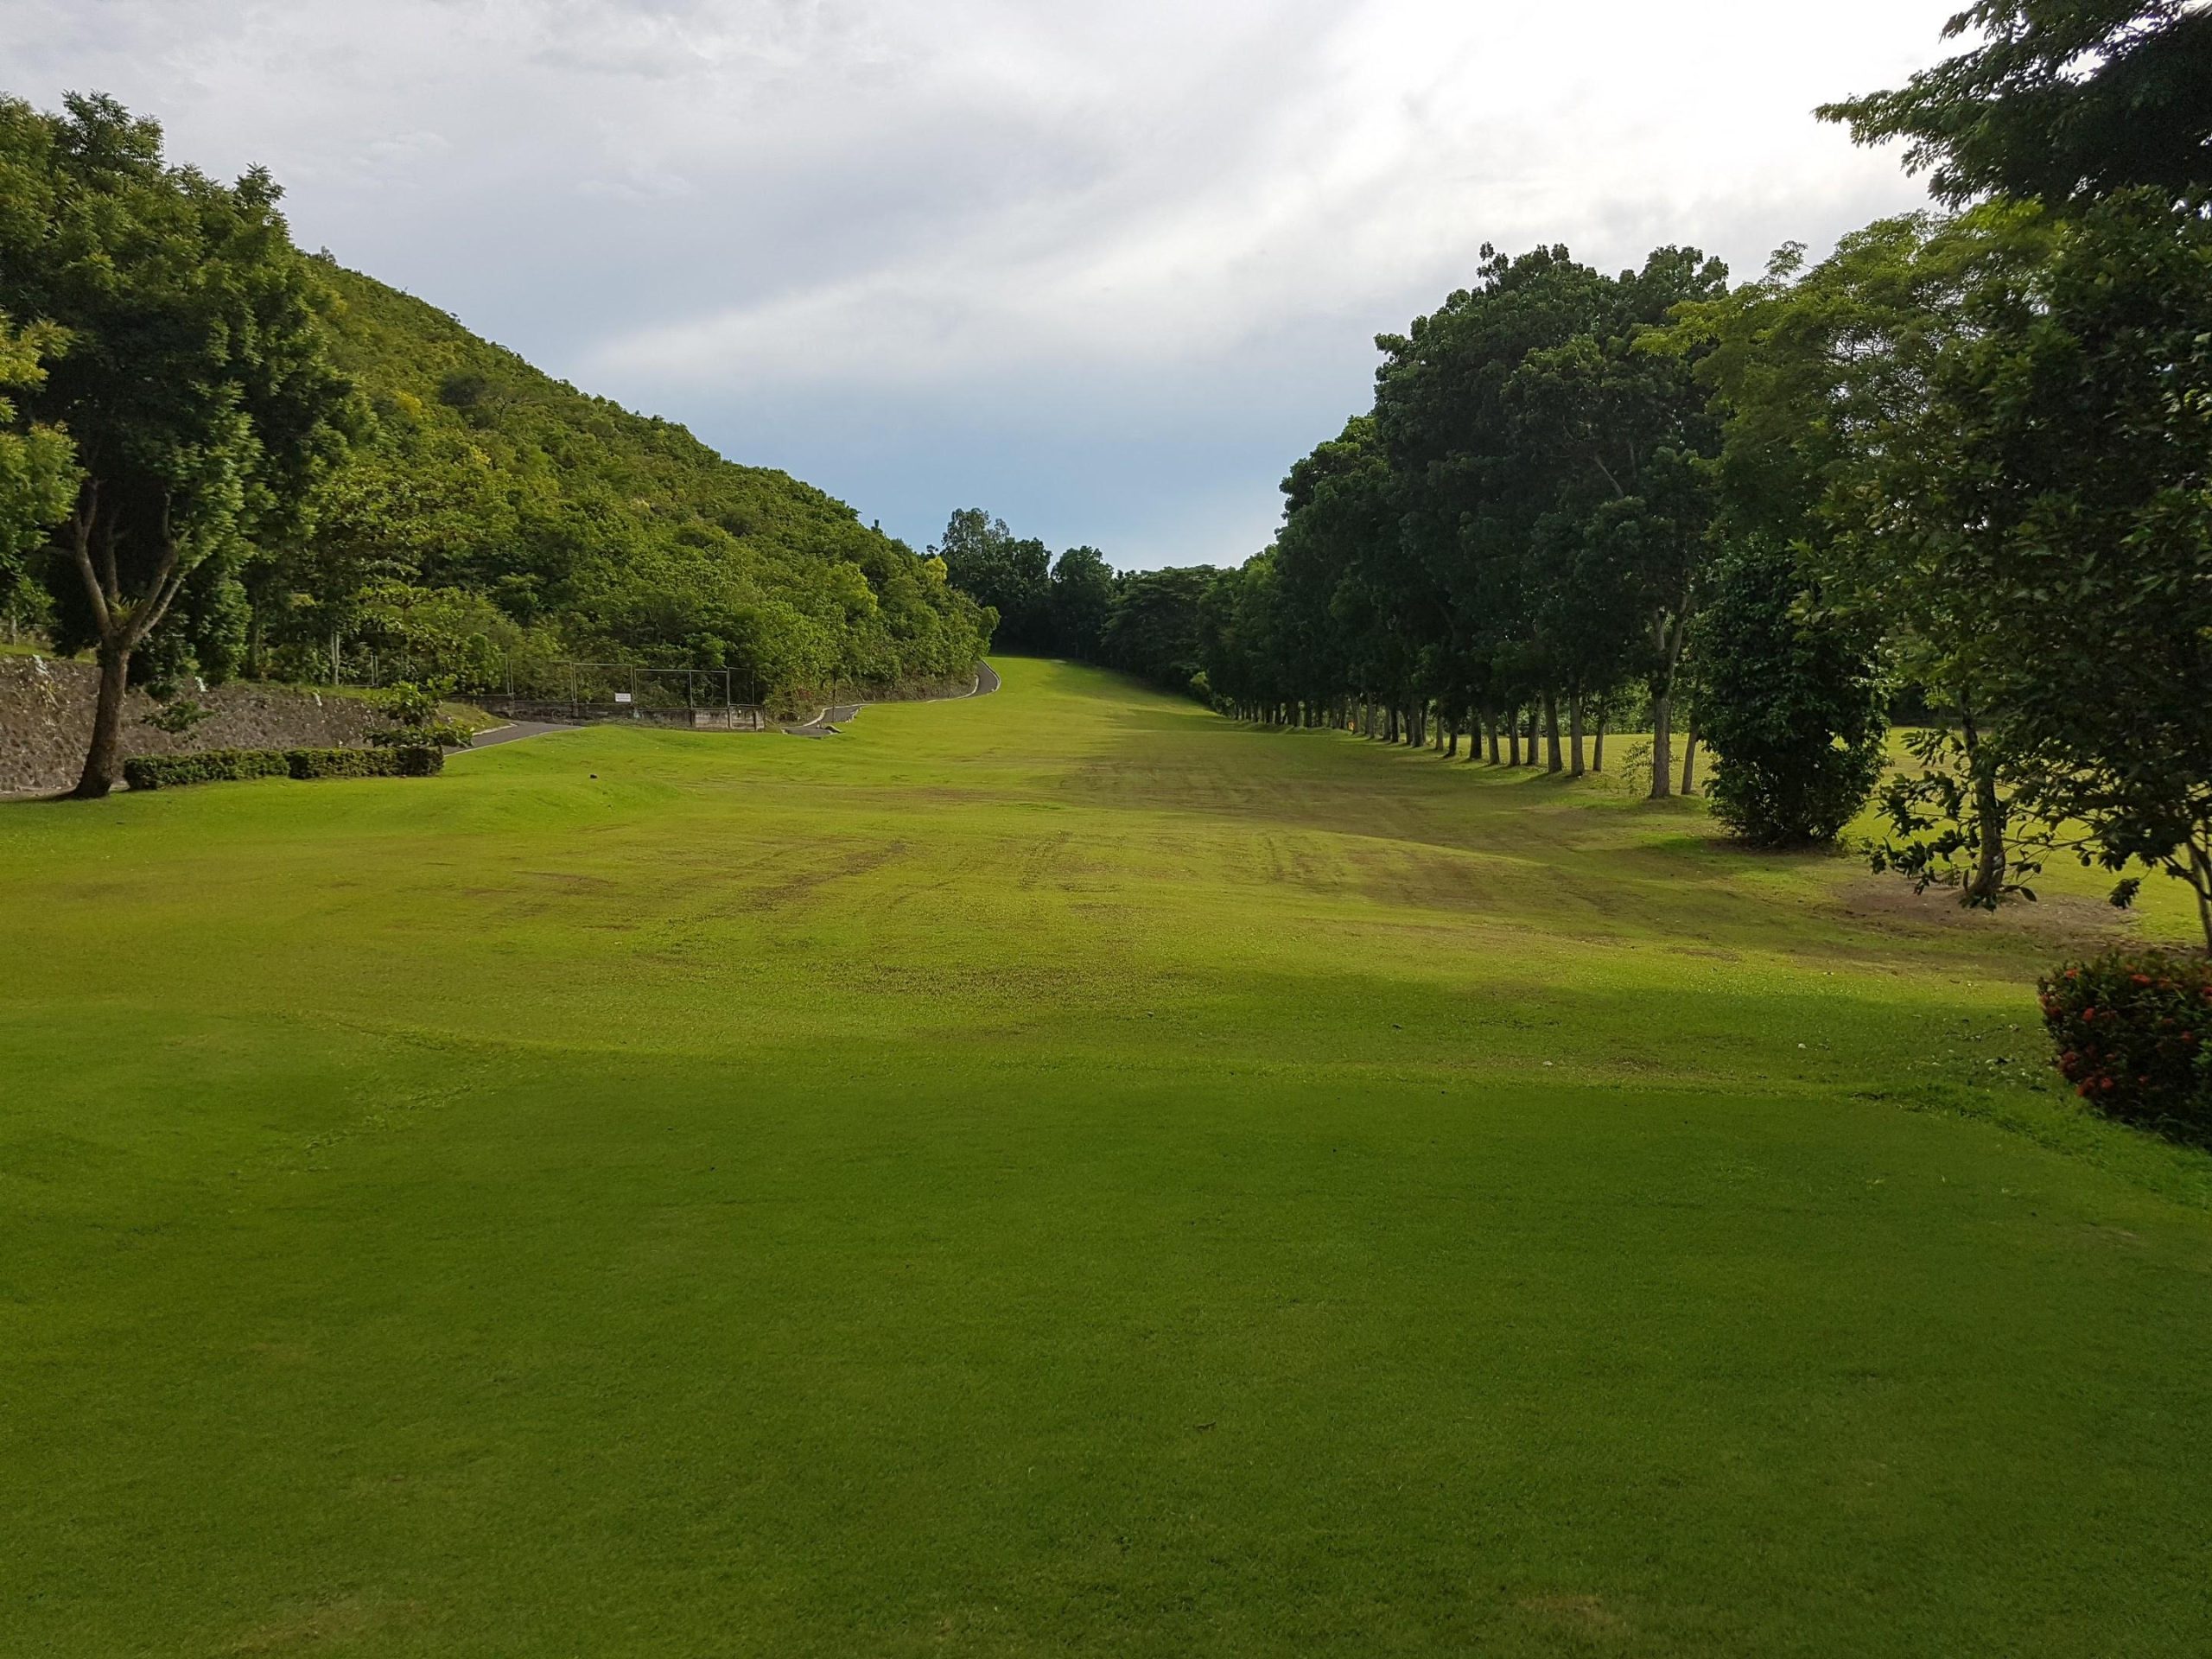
[2039,950,2212,1143]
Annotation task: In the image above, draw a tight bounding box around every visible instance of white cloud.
[3,0,1956,563]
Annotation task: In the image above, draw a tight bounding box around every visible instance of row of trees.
[0,93,992,797]
[1076,2,2212,949]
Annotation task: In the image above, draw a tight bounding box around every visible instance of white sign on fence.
[613,692,632,703]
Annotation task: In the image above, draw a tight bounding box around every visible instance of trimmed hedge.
[2040,949,2212,1143]
[124,748,289,791]
[124,745,443,791]
[284,745,443,779]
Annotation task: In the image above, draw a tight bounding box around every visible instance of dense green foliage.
[0,315,74,631]
[1693,540,1887,847]
[1146,246,1745,794]
[120,747,290,790]
[1821,1,2212,206]
[289,270,989,702]
[119,743,442,789]
[2042,950,2212,1140]
[283,743,443,779]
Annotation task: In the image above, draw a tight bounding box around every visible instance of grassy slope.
[3,660,2209,1657]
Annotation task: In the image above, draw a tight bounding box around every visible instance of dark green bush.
[1694,539,1887,848]
[123,746,444,789]
[123,748,289,790]
[284,746,444,779]
[366,680,476,751]
[2039,950,2212,1142]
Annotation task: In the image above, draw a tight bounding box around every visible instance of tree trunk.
[1593,710,1606,772]
[1507,709,1521,767]
[1569,696,1586,777]
[1962,711,2007,907]
[2190,833,2212,956]
[1681,725,1700,795]
[1544,693,1563,773]
[72,643,132,799]
[1485,710,1500,765]
[64,488,194,800]
[1970,771,2006,904]
[1649,691,1673,799]
[1445,722,1459,759]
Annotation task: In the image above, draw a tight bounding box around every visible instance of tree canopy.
[1821,1,2212,205]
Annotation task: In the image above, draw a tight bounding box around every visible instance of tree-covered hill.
[270,260,990,701]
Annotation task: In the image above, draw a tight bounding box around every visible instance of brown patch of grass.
[1517,1592,1630,1637]
[231,1593,422,1652]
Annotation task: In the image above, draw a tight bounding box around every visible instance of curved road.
[786,660,1001,737]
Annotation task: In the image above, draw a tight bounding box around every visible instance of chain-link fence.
[470,663,770,731]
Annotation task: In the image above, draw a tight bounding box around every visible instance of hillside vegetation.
[268,262,990,700]
[4,661,2209,1656]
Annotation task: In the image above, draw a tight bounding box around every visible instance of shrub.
[2039,950,2212,1143]
[284,745,443,779]
[122,746,445,789]
[365,679,474,750]
[1694,539,1887,847]
[123,748,289,790]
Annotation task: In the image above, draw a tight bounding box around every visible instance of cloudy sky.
[6,1,1953,568]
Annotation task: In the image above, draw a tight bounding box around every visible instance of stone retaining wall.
[0,656,384,793]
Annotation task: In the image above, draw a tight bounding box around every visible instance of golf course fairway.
[4,658,2209,1656]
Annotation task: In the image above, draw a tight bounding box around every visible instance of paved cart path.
[466,720,570,748]
[784,661,1001,737]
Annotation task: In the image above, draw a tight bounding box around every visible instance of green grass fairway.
[5,660,2210,1657]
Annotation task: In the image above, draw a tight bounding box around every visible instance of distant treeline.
[925,507,1221,696]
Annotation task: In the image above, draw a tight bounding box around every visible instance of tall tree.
[1100,566,1220,692]
[0,93,357,796]
[1821,1,2212,207]
[1047,544,1116,660]
[1924,191,2212,948]
[931,508,1052,652]
[1680,218,2047,905]
[1510,247,1730,792]
[1376,245,1613,758]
